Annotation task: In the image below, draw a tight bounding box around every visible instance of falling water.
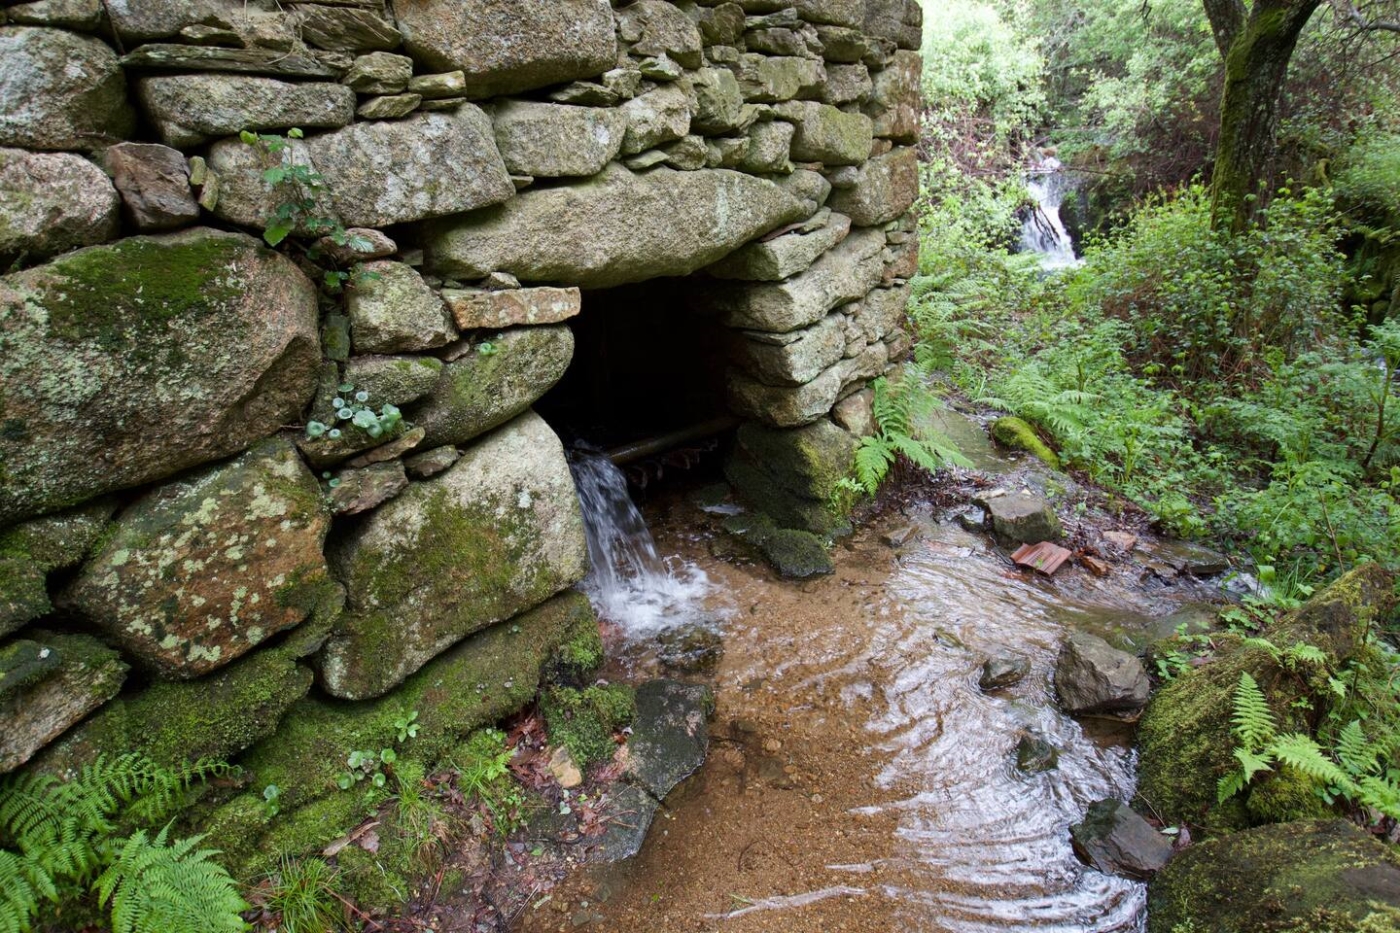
[569,451,716,637]
[1020,156,1081,272]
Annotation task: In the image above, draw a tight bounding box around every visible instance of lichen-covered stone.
[490,100,627,178]
[618,0,704,68]
[821,63,873,105]
[727,52,825,102]
[342,51,413,93]
[728,343,888,427]
[396,0,617,99]
[356,93,421,120]
[1147,820,1400,933]
[103,142,200,232]
[0,498,113,574]
[425,164,806,289]
[33,639,315,777]
[732,314,846,386]
[827,146,917,225]
[1137,565,1396,833]
[320,411,588,699]
[208,107,514,230]
[4,0,102,30]
[0,633,126,772]
[0,559,48,638]
[0,148,118,266]
[346,261,456,353]
[443,286,581,330]
[776,100,874,166]
[710,227,885,332]
[0,228,320,524]
[295,5,401,52]
[0,27,134,152]
[864,49,920,143]
[707,210,851,280]
[329,461,408,516]
[103,0,225,42]
[343,355,444,407]
[691,67,747,134]
[741,119,796,173]
[136,75,357,148]
[622,85,693,155]
[409,325,574,449]
[863,0,922,50]
[61,438,332,679]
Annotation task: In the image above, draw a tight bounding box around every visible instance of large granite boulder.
[490,100,628,178]
[345,261,456,353]
[0,228,320,524]
[617,0,704,69]
[0,148,119,266]
[0,633,127,772]
[425,164,806,289]
[1147,820,1400,933]
[62,439,333,679]
[0,27,134,151]
[137,75,357,149]
[208,106,514,230]
[409,325,574,449]
[396,0,617,99]
[320,411,589,699]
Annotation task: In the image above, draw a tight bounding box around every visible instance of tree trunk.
[1207,0,1321,231]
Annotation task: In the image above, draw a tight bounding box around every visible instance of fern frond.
[1270,733,1354,791]
[1356,776,1400,820]
[1231,673,1277,752]
[1217,769,1248,804]
[853,439,896,495]
[0,849,44,933]
[96,826,247,933]
[1335,721,1378,778]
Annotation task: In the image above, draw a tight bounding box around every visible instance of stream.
[527,433,1220,932]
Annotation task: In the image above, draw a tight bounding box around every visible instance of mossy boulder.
[0,558,48,638]
[542,683,635,768]
[0,632,126,772]
[240,591,596,814]
[61,439,333,679]
[725,418,856,538]
[0,227,320,524]
[1136,565,1396,834]
[0,499,117,637]
[33,639,317,779]
[408,325,574,451]
[991,416,1061,470]
[720,512,835,578]
[320,411,588,699]
[1147,819,1400,933]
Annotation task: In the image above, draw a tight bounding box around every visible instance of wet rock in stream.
[976,490,1062,545]
[1015,731,1060,773]
[979,654,1031,691]
[656,627,724,673]
[1053,631,1150,719]
[1070,798,1174,880]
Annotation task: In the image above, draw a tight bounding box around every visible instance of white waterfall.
[1020,156,1081,271]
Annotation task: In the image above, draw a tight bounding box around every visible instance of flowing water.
[539,446,1219,932]
[1020,157,1081,272]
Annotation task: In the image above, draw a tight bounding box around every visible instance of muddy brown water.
[518,473,1221,933]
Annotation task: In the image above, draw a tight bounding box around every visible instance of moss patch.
[991,416,1061,470]
[721,513,834,579]
[541,683,636,768]
[1147,819,1400,933]
[0,556,50,636]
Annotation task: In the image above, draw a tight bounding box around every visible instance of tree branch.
[1203,0,1248,55]
[1333,0,1400,32]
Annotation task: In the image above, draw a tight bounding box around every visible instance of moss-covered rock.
[33,639,316,779]
[61,438,332,679]
[1136,565,1396,833]
[991,416,1061,470]
[541,683,635,767]
[720,512,835,578]
[1147,819,1400,933]
[725,418,856,538]
[245,591,596,812]
[547,602,605,686]
[319,411,587,699]
[0,228,320,524]
[0,632,126,772]
[407,325,574,451]
[343,355,444,408]
[0,557,48,638]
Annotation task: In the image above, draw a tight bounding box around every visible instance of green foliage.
[97,826,246,933]
[920,2,1046,140]
[1334,132,1400,224]
[449,729,524,838]
[0,754,244,933]
[263,857,342,933]
[837,370,971,500]
[305,383,402,442]
[540,685,636,770]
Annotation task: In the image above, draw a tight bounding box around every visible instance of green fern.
[97,826,247,933]
[840,373,972,498]
[0,754,245,933]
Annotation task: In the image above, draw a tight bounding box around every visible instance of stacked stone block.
[0,0,922,869]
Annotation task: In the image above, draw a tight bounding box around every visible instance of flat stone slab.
[625,679,713,800]
[443,286,581,330]
[120,44,345,78]
[1071,798,1173,880]
[0,633,127,772]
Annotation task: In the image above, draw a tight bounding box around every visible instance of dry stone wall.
[0,0,921,869]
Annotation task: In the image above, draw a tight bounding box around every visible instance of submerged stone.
[724,419,856,537]
[1071,799,1173,880]
[0,228,320,524]
[62,438,332,679]
[425,164,806,289]
[626,679,714,800]
[320,411,588,699]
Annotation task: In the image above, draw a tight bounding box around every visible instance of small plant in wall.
[305,383,402,442]
[238,128,377,293]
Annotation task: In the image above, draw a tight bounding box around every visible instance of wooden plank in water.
[1011,541,1072,576]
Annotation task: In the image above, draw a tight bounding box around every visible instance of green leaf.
[287,127,304,139]
[262,224,292,247]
